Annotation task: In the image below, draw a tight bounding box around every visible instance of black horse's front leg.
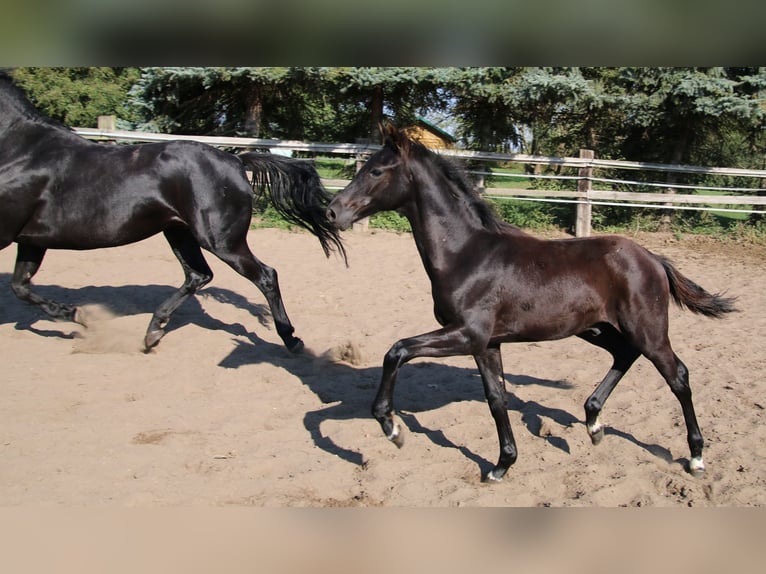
[11,244,84,324]
[254,266,303,353]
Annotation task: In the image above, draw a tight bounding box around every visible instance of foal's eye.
[369,168,383,177]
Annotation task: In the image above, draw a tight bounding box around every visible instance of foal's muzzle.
[325,202,354,231]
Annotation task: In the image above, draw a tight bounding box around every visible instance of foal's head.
[326,123,419,230]
[326,123,505,233]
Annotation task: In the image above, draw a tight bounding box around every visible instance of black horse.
[326,124,737,482]
[0,72,344,351]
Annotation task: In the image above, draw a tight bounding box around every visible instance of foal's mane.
[403,134,513,233]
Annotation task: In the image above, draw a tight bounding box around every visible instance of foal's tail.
[659,256,738,318]
[239,152,347,263]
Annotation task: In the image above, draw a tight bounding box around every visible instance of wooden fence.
[76,124,766,237]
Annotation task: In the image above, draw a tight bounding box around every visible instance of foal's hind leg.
[645,347,705,477]
[474,346,517,482]
[11,244,84,324]
[578,325,641,445]
[213,242,303,353]
[145,229,213,350]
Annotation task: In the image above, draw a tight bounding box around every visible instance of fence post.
[352,144,371,232]
[575,148,594,237]
[97,115,116,131]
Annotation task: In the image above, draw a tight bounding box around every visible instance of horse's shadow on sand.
[0,274,675,476]
[0,272,271,344]
[220,334,676,477]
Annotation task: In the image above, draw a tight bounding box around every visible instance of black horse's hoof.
[286,337,305,354]
[72,307,87,327]
[144,329,164,352]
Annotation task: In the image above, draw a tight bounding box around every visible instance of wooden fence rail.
[76,126,766,236]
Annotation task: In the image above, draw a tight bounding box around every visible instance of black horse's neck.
[0,74,71,136]
[0,75,34,127]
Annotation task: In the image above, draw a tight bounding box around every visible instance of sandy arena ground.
[0,227,764,506]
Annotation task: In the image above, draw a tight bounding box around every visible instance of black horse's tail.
[659,256,738,318]
[239,152,347,263]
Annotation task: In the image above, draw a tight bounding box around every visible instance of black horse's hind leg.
[213,241,303,353]
[145,228,213,351]
[474,346,517,482]
[578,324,641,445]
[11,244,83,324]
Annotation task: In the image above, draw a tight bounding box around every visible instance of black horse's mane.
[406,137,514,234]
[0,71,74,133]
[1,72,40,119]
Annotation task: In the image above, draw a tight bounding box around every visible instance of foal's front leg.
[474,347,517,482]
[373,326,483,449]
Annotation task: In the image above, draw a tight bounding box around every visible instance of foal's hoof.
[286,337,305,354]
[144,330,165,352]
[589,427,605,446]
[482,470,505,483]
[587,418,605,445]
[688,457,706,478]
[387,424,405,448]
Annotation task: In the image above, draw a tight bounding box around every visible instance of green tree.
[501,67,595,158]
[320,67,450,142]
[131,67,293,136]
[133,67,451,143]
[11,67,141,127]
[445,68,618,157]
[608,67,766,227]
[616,68,765,166]
[444,67,522,152]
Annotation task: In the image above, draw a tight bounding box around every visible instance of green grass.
[312,157,356,179]
[483,165,536,189]
[250,205,296,230]
[367,211,411,232]
[688,189,752,221]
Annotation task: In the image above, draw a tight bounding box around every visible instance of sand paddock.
[0,228,763,506]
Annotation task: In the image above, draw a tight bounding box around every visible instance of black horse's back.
[0,71,342,351]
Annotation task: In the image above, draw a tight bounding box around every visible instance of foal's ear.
[379,122,411,156]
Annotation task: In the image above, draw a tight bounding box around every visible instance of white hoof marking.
[587,416,602,437]
[689,456,705,475]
